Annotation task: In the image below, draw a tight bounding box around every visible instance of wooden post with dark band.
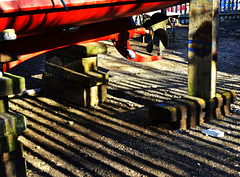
[188,0,219,99]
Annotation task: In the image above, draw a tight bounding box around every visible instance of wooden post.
[42,43,108,107]
[188,0,219,99]
[0,73,27,177]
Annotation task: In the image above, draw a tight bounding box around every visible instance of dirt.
[7,20,240,177]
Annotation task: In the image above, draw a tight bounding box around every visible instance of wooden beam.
[188,0,219,99]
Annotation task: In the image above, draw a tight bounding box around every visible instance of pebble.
[35,146,41,149]
[151,85,158,88]
[174,129,183,134]
[69,121,74,126]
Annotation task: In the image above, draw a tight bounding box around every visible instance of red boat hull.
[0,0,189,71]
[0,0,188,36]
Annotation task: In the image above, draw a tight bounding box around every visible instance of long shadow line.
[23,145,78,177]
[25,114,207,177]
[195,126,240,147]
[133,78,188,87]
[126,78,188,92]
[151,127,239,162]
[110,78,187,94]
[161,56,188,65]
[9,70,238,176]
[10,102,180,176]
[105,95,144,110]
[23,126,132,177]
[17,97,239,165]
[107,86,169,102]
[200,118,240,134]
[22,98,156,133]
[114,80,188,97]
[10,98,75,123]
[105,94,143,107]
[217,83,240,91]
[193,129,240,151]
[20,113,171,177]
[217,116,240,127]
[103,63,189,92]
[101,53,189,80]
[112,79,155,89]
[10,95,236,176]
[23,116,133,177]
[25,161,52,177]
[101,100,131,112]
[18,100,238,175]
[85,126,234,176]
[99,102,142,115]
[218,84,240,91]
[129,70,188,82]
[107,89,167,105]
[17,96,239,164]
[11,99,225,176]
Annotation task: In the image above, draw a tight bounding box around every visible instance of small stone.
[151,85,158,88]
[129,103,134,107]
[174,129,183,134]
[69,121,74,126]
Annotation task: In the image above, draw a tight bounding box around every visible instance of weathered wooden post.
[149,0,236,128]
[42,42,108,107]
[188,0,220,120]
[188,0,219,99]
[0,72,27,177]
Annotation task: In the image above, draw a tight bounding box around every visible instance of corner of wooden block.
[0,73,25,96]
[0,96,9,113]
[149,103,177,124]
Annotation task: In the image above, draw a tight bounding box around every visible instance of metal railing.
[168,0,240,24]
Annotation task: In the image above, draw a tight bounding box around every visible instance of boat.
[0,0,188,71]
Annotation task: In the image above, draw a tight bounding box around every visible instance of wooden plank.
[47,54,98,73]
[0,143,26,177]
[181,95,206,125]
[175,99,198,128]
[0,73,25,96]
[217,89,237,115]
[165,100,188,130]
[63,56,98,73]
[44,62,108,86]
[42,72,107,107]
[0,133,20,154]
[46,42,107,65]
[204,94,223,121]
[0,112,27,136]
[188,0,219,99]
[0,96,9,113]
[69,42,107,57]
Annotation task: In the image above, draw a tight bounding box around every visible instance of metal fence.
[168,0,240,24]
